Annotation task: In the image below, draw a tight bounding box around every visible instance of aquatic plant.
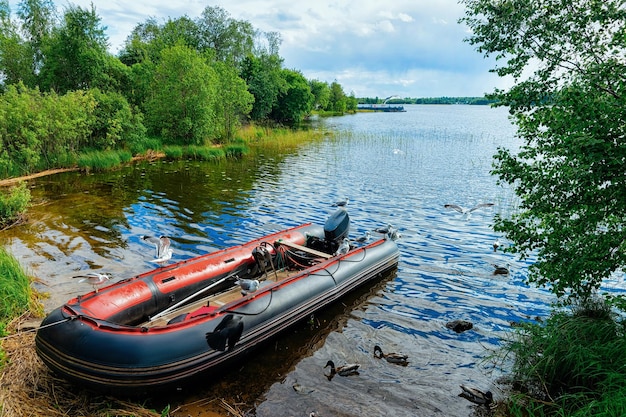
[0,182,30,230]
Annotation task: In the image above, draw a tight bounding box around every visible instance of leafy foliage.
[460,0,626,301]
[144,44,217,145]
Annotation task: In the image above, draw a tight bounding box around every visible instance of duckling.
[459,385,493,406]
[373,345,408,365]
[324,360,360,377]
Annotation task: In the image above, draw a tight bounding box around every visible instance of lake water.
[1,104,556,416]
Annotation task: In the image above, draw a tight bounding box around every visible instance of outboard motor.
[323,209,350,253]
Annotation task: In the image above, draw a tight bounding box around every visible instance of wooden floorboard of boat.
[144,269,293,327]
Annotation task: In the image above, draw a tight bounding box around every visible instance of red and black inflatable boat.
[35,210,400,393]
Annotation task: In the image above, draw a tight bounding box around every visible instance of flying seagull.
[444,203,494,215]
[141,235,173,266]
[74,272,111,293]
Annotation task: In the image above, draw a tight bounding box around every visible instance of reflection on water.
[0,105,555,416]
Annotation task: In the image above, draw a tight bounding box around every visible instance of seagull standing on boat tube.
[141,235,173,266]
[74,272,111,293]
[335,238,351,256]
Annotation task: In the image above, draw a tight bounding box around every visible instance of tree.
[212,61,253,141]
[240,53,286,121]
[144,44,217,145]
[309,79,330,110]
[196,6,254,65]
[327,81,347,113]
[460,0,626,301]
[38,4,110,93]
[271,69,314,123]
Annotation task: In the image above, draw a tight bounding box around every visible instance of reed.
[239,124,330,151]
[0,182,30,230]
[501,297,626,416]
[76,150,132,172]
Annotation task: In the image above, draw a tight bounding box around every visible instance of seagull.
[332,197,349,207]
[374,224,394,234]
[334,238,351,256]
[459,385,494,406]
[375,224,401,240]
[444,203,494,217]
[373,345,409,365]
[493,238,502,252]
[236,278,260,295]
[74,272,111,293]
[141,235,173,265]
[354,231,371,243]
[324,360,360,377]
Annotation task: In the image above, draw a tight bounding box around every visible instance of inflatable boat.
[35,209,400,393]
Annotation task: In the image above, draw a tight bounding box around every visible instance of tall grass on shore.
[0,247,36,339]
[76,149,133,172]
[502,297,626,416]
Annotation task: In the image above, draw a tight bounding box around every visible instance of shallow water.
[1,105,555,416]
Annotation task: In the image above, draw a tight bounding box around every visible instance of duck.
[493,263,510,275]
[373,345,408,365]
[445,319,474,333]
[459,385,494,406]
[74,272,111,293]
[324,360,360,377]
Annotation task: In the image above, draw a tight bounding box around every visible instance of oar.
[149,272,237,322]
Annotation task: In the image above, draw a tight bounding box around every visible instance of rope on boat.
[0,317,73,340]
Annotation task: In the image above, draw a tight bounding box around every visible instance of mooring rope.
[0,317,73,341]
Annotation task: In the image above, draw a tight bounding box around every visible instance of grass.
[76,149,133,172]
[0,182,30,230]
[0,246,40,349]
[500,297,626,416]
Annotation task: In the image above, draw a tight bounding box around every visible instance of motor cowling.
[324,209,350,245]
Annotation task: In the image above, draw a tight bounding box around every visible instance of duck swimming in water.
[324,360,360,377]
[373,345,408,365]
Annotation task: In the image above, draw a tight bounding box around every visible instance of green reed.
[76,149,132,172]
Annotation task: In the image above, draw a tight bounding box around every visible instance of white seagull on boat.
[334,238,351,256]
[74,272,111,293]
[332,197,349,208]
[235,278,260,295]
[141,235,173,266]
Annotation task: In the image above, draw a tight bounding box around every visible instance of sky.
[10,1,511,98]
